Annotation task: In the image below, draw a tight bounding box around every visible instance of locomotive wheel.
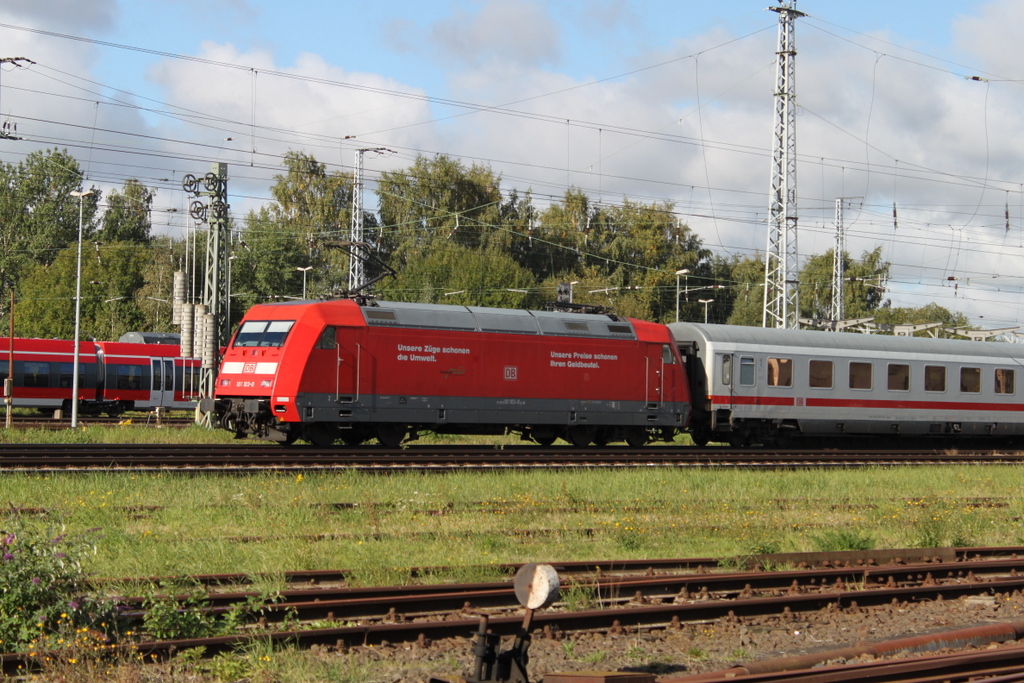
[304,422,338,447]
[728,431,750,448]
[566,425,595,447]
[625,427,648,448]
[375,423,407,448]
[592,429,611,447]
[531,428,558,446]
[690,424,711,447]
[340,427,368,446]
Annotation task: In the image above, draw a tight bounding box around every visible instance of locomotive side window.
[739,357,755,386]
[960,367,981,393]
[662,344,676,364]
[808,360,833,388]
[721,355,732,386]
[924,365,946,392]
[849,362,872,390]
[317,326,337,350]
[233,320,295,347]
[767,358,792,387]
[888,364,910,391]
[995,368,1015,394]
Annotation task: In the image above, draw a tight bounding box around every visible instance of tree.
[0,149,97,293]
[798,247,890,321]
[377,154,504,272]
[873,303,970,333]
[725,255,767,326]
[231,151,356,311]
[99,179,154,243]
[15,242,150,340]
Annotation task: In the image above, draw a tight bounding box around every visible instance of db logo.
[243,363,256,373]
[795,397,805,407]
[504,366,517,381]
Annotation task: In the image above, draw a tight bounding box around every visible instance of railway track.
[2,442,1024,470]
[6,547,1024,676]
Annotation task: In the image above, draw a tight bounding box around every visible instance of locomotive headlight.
[260,380,272,387]
[218,379,231,387]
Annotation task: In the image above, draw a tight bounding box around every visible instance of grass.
[4,424,1024,682]
[1,465,1023,579]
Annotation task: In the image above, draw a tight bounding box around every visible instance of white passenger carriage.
[669,323,1024,447]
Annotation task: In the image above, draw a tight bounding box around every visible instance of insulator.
[180,303,194,358]
[202,314,217,370]
[172,271,185,326]
[193,304,208,363]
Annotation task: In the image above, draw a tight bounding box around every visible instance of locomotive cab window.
[739,357,755,386]
[888,364,910,391]
[767,358,792,387]
[721,355,732,386]
[925,365,946,392]
[808,360,833,388]
[996,368,1015,395]
[317,326,337,350]
[849,362,872,390]
[233,320,295,348]
[960,367,981,394]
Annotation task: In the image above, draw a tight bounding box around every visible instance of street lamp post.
[675,269,690,322]
[69,189,93,429]
[699,298,714,324]
[296,266,313,299]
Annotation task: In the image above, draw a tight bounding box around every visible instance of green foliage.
[811,528,874,552]
[799,247,889,321]
[142,582,217,640]
[15,242,151,340]
[0,149,95,290]
[99,179,154,244]
[0,519,111,651]
[560,580,597,612]
[874,302,970,332]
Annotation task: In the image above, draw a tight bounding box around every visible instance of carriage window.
[721,355,732,386]
[22,361,50,388]
[925,365,946,392]
[996,369,1015,395]
[739,357,755,386]
[116,365,145,391]
[808,360,833,388]
[888,364,910,391]
[960,367,981,394]
[318,326,337,350]
[662,344,676,364]
[849,362,872,390]
[767,358,792,387]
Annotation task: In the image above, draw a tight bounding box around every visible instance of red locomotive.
[207,299,691,446]
[1,337,200,416]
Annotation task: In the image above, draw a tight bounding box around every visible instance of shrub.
[0,519,114,651]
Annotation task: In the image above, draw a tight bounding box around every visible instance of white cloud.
[427,0,561,70]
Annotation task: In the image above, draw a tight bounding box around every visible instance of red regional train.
[206,299,691,446]
[1,336,201,416]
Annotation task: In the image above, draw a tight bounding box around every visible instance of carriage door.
[150,359,169,408]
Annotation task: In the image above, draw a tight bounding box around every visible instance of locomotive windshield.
[233,320,295,348]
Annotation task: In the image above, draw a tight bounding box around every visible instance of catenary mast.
[763,1,804,329]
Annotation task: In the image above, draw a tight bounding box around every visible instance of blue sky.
[2,0,1023,327]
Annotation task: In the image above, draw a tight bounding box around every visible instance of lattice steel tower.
[763,1,804,329]
[348,147,390,292]
[830,198,845,324]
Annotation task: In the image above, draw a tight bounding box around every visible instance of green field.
[3,455,1023,580]
[4,425,1024,682]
